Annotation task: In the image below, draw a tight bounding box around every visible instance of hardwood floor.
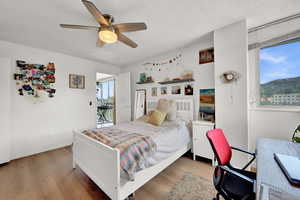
[0,147,214,200]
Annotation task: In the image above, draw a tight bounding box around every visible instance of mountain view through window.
[260,40,300,106]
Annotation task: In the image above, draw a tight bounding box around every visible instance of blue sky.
[260,40,300,84]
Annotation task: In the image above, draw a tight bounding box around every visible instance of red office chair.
[206,129,256,200]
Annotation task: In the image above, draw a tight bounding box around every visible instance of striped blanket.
[83,127,157,180]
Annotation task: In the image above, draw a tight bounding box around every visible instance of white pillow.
[156,99,170,113]
[156,99,177,121]
[166,100,177,121]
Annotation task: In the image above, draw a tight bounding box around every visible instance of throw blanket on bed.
[83,128,157,180]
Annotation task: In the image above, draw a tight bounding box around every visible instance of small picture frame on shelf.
[171,85,181,95]
[161,87,167,95]
[184,84,193,95]
[199,48,214,64]
[151,87,157,96]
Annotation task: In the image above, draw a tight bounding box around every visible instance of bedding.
[83,128,157,180]
[82,119,191,182]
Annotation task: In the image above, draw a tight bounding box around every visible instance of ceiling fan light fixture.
[99,29,118,43]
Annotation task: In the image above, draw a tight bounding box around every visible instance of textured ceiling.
[0,0,300,66]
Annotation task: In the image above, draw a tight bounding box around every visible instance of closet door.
[0,58,11,164]
[115,72,131,123]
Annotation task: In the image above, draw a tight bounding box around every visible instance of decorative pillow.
[147,110,167,126]
[167,100,177,121]
[137,115,150,122]
[156,99,170,113]
[137,111,154,122]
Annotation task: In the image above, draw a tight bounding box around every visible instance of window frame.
[252,41,300,112]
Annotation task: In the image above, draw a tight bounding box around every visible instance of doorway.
[96,73,115,128]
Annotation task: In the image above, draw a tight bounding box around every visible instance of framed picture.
[199,89,215,122]
[161,87,167,95]
[184,84,193,95]
[151,87,157,96]
[199,48,214,64]
[171,85,181,95]
[69,74,85,89]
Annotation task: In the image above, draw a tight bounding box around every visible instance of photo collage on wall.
[14,60,56,98]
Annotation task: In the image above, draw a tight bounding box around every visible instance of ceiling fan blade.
[96,38,105,47]
[114,23,147,32]
[116,31,138,48]
[81,0,109,26]
[60,24,99,31]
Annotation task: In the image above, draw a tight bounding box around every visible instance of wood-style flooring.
[0,147,213,200]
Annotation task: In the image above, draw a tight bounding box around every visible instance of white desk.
[256,138,300,200]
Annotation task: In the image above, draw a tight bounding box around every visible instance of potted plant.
[292,124,300,143]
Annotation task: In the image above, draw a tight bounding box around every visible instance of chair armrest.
[231,146,256,170]
[231,146,256,156]
[219,166,255,184]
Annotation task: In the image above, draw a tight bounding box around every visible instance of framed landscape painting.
[69,74,85,89]
[199,89,215,122]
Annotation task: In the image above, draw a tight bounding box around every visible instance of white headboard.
[147,97,194,121]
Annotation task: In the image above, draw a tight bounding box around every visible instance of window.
[259,40,300,106]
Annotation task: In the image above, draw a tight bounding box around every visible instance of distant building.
[270,93,300,105]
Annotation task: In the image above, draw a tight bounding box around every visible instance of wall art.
[171,85,181,95]
[69,74,85,89]
[143,54,182,66]
[199,89,215,122]
[161,87,167,95]
[199,48,214,64]
[184,84,193,95]
[14,60,56,98]
[151,87,157,96]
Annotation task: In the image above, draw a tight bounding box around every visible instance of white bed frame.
[72,97,194,200]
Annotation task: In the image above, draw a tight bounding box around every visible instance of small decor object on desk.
[199,48,214,64]
[172,85,181,95]
[14,60,56,99]
[292,124,300,143]
[184,84,193,95]
[161,87,167,95]
[151,87,157,96]
[69,74,85,89]
[199,89,215,122]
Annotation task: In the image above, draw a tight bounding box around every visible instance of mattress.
[112,119,192,184]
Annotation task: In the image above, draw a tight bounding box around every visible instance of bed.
[72,97,194,200]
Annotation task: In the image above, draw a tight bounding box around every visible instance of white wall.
[214,20,249,167]
[0,40,120,160]
[0,57,12,163]
[122,34,214,120]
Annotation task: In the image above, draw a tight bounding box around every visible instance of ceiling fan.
[60,0,147,48]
